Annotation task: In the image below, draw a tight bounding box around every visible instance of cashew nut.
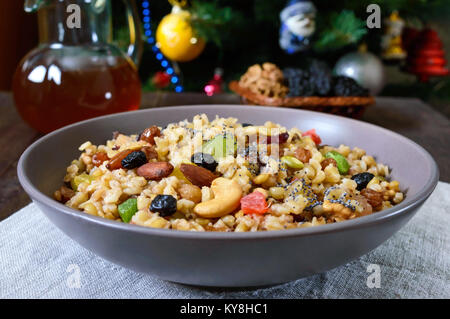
[193,178,242,218]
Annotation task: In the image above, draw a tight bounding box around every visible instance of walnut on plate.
[239,63,288,98]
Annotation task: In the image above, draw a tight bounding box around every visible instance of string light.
[141,1,184,92]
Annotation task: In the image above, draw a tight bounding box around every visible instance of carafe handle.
[122,0,143,66]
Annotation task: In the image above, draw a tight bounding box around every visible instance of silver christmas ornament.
[334,50,386,95]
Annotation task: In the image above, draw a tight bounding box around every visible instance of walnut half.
[239,63,288,98]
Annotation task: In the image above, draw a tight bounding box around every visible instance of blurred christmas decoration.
[405,28,449,82]
[313,10,366,53]
[141,0,184,92]
[381,11,407,61]
[334,45,386,95]
[133,0,450,106]
[204,68,224,96]
[156,0,237,62]
[156,1,206,62]
[279,0,317,54]
[152,71,171,89]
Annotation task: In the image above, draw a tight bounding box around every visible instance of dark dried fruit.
[139,126,161,145]
[283,68,315,97]
[278,132,289,143]
[191,152,218,172]
[150,195,177,217]
[121,151,147,169]
[242,123,253,127]
[333,76,369,97]
[92,152,109,167]
[360,188,383,209]
[321,158,337,170]
[59,185,75,203]
[351,172,375,191]
[141,146,158,160]
[309,60,332,96]
[107,149,135,170]
[265,132,289,144]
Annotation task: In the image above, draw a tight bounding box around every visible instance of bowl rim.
[17,105,439,240]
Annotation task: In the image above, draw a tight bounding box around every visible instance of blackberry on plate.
[309,60,333,96]
[283,68,315,97]
[333,76,369,97]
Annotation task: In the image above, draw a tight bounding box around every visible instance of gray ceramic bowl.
[18,105,438,287]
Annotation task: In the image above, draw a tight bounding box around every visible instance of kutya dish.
[55,114,403,232]
[18,105,438,286]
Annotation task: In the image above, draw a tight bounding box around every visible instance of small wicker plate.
[229,81,375,119]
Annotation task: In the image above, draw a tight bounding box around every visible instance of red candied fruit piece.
[241,191,269,215]
[303,129,321,145]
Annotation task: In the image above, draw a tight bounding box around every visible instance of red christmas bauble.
[204,68,223,96]
[152,71,171,89]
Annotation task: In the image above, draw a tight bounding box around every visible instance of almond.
[106,149,134,170]
[137,162,174,180]
[179,164,216,187]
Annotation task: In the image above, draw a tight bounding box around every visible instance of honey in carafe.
[13,50,141,133]
[13,0,143,133]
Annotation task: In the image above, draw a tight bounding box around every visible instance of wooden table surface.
[1,92,449,221]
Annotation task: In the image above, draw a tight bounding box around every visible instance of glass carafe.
[13,0,143,133]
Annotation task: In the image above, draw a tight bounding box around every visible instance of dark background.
[1,1,449,116]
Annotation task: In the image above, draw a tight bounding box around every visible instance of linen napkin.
[0,182,449,299]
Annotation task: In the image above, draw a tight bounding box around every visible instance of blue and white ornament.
[279,0,316,54]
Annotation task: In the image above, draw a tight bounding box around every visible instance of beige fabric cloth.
[1,182,449,299]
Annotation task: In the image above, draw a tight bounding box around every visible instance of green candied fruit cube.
[70,173,94,192]
[118,198,138,223]
[202,134,236,159]
[325,151,350,175]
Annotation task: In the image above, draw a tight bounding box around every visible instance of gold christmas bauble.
[156,9,205,62]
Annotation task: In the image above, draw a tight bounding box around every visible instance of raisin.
[139,126,161,145]
[242,123,253,127]
[150,195,177,217]
[351,172,375,191]
[141,146,158,160]
[121,151,148,169]
[191,152,218,172]
[360,188,383,209]
[265,132,289,144]
[59,185,75,203]
[294,147,311,163]
[106,149,134,170]
[321,158,337,170]
[278,132,289,143]
[92,152,109,167]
